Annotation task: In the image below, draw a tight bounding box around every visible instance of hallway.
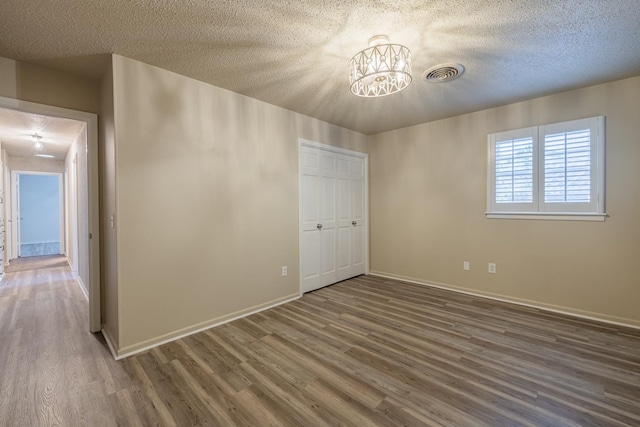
[0,257,151,426]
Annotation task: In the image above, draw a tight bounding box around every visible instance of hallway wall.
[0,57,100,114]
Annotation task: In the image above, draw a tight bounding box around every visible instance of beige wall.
[0,57,100,114]
[368,76,640,327]
[65,139,78,272]
[64,127,90,292]
[0,58,18,99]
[110,55,367,353]
[7,155,65,174]
[100,59,119,348]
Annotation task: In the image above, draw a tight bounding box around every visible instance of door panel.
[337,178,350,222]
[351,223,364,268]
[321,228,336,277]
[337,227,350,270]
[301,231,320,280]
[301,175,319,225]
[336,176,351,276]
[300,147,325,292]
[351,179,364,222]
[319,155,337,284]
[340,156,366,280]
[350,158,366,276]
[321,176,336,225]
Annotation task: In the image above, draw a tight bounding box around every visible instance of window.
[487,116,605,220]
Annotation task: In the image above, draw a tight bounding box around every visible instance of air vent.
[422,63,465,83]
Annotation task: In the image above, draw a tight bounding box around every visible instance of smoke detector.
[422,63,465,83]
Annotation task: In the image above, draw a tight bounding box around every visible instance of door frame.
[298,138,369,295]
[0,96,101,333]
[11,171,65,258]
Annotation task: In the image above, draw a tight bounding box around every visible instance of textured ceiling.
[0,108,83,160]
[1,1,640,134]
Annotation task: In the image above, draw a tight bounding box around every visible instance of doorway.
[12,172,64,258]
[0,96,101,332]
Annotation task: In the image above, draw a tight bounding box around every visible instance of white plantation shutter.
[489,127,537,212]
[488,116,604,217]
[544,130,591,203]
[539,117,602,213]
[495,136,533,203]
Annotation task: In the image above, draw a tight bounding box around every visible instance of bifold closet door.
[336,154,366,281]
[300,146,366,294]
[300,146,338,293]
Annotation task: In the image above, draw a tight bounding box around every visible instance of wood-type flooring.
[1,259,639,426]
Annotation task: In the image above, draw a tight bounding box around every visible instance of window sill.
[485,212,607,222]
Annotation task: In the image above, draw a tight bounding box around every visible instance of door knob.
[317,224,323,229]
[352,221,357,226]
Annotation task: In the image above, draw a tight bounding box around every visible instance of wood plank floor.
[1,261,640,426]
[4,255,69,273]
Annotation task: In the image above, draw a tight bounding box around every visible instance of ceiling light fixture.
[33,133,44,152]
[349,35,412,97]
[35,154,55,159]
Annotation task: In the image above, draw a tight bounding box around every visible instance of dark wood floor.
[1,260,640,426]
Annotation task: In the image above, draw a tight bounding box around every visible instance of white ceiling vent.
[422,63,465,83]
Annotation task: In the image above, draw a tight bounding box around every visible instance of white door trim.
[298,138,369,295]
[299,138,369,158]
[10,171,19,258]
[0,96,101,333]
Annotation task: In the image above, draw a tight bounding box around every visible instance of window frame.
[486,116,606,221]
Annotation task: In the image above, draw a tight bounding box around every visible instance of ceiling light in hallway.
[33,133,44,152]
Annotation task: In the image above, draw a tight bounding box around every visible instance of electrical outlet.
[488,263,496,274]
[463,261,470,271]
[282,266,287,276]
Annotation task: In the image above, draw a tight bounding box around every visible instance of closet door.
[337,154,366,281]
[300,144,366,294]
[300,146,337,293]
[349,156,366,277]
[318,151,338,286]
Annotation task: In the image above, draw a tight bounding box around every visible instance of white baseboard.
[102,327,118,359]
[111,293,301,360]
[76,275,89,301]
[369,271,640,331]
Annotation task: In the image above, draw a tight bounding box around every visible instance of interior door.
[300,143,367,294]
[300,146,339,293]
[300,146,339,292]
[348,156,366,277]
[336,154,352,279]
[300,146,323,292]
[318,151,338,286]
[337,154,366,280]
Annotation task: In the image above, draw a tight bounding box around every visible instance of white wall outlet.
[488,263,496,274]
[282,266,287,276]
[463,261,470,271]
